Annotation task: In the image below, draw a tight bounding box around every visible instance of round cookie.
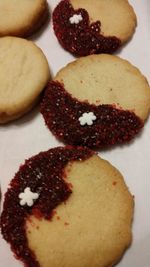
[0,37,50,123]
[0,0,49,37]
[0,146,134,267]
[41,54,150,149]
[52,0,137,56]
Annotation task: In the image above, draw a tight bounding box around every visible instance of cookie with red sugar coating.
[1,146,134,267]
[52,0,137,56]
[41,54,150,149]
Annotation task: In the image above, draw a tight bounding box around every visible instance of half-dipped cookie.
[1,146,134,267]
[41,54,150,149]
[53,0,137,56]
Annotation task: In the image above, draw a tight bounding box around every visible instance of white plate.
[0,1,150,267]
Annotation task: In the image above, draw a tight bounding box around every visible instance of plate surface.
[0,1,150,267]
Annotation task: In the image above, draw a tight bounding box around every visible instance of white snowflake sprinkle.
[19,187,39,207]
[69,14,83,24]
[79,112,97,126]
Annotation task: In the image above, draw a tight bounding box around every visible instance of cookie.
[41,54,150,149]
[0,0,49,37]
[0,146,134,267]
[52,0,137,56]
[0,37,50,123]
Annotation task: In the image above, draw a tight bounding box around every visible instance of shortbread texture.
[0,0,48,37]
[70,0,137,43]
[0,37,50,123]
[55,54,150,121]
[26,154,134,267]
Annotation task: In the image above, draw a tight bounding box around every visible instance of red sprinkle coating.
[40,81,143,149]
[52,0,121,56]
[0,146,93,267]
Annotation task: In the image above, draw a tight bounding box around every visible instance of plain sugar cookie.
[0,0,49,37]
[0,146,134,267]
[52,0,137,56]
[0,37,50,123]
[41,54,150,149]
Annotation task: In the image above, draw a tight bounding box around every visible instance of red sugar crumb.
[40,81,143,149]
[67,182,73,189]
[64,222,70,226]
[52,0,121,56]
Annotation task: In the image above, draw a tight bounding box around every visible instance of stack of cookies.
[0,1,150,267]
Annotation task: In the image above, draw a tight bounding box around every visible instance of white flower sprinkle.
[19,187,39,207]
[79,112,97,126]
[69,14,83,24]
